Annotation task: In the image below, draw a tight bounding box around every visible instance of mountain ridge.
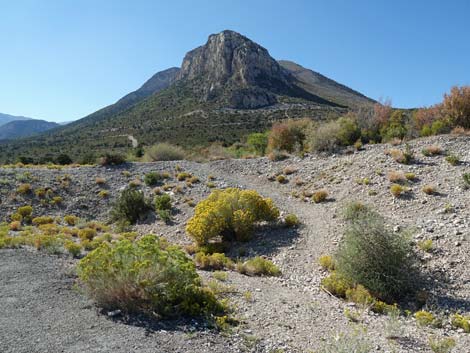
[0,30,375,162]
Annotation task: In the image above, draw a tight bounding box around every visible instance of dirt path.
[0,249,245,353]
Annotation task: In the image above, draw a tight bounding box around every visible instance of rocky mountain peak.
[177,30,292,108]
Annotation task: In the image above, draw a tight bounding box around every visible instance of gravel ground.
[0,134,469,352]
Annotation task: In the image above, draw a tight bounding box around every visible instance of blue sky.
[1,0,469,122]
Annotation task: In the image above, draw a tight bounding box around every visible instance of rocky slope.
[0,134,469,352]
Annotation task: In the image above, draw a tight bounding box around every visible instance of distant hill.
[0,119,59,140]
[0,30,375,163]
[0,113,32,127]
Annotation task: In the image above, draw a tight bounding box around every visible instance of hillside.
[0,134,469,352]
[0,113,32,127]
[0,119,59,140]
[0,30,373,163]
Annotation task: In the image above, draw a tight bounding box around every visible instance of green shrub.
[321,272,351,297]
[144,172,163,186]
[247,132,269,155]
[186,188,279,245]
[157,209,172,224]
[463,173,470,188]
[110,188,150,225]
[65,241,82,258]
[17,183,32,194]
[267,119,311,153]
[194,252,233,270]
[318,254,335,271]
[155,194,171,211]
[417,239,433,252]
[99,153,126,166]
[414,310,438,327]
[144,143,185,161]
[32,216,54,225]
[237,256,281,276]
[284,213,299,227]
[335,206,418,302]
[428,337,456,353]
[77,235,223,317]
[451,314,470,332]
[56,154,73,165]
[17,205,33,217]
[445,154,460,166]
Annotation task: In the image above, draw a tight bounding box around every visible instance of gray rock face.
[177,30,293,108]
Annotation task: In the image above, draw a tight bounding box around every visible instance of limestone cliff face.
[177,30,291,108]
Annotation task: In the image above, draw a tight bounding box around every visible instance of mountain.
[278,60,375,108]
[0,113,32,127]
[0,30,374,163]
[0,119,59,140]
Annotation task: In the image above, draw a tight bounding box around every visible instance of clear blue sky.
[1,0,469,122]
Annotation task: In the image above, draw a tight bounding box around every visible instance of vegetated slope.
[0,134,469,352]
[0,30,374,163]
[0,113,32,127]
[279,60,375,108]
[0,119,59,140]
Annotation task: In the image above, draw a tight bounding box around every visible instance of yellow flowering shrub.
[186,188,279,245]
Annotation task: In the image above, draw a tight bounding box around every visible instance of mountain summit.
[0,30,374,162]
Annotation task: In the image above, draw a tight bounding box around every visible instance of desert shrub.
[422,145,442,156]
[310,120,342,152]
[34,234,64,254]
[450,314,470,332]
[276,174,287,184]
[65,241,82,258]
[194,252,233,270]
[17,205,33,217]
[312,189,328,203]
[428,337,456,353]
[284,214,299,227]
[415,310,438,327]
[95,177,106,185]
[78,228,97,241]
[390,184,406,197]
[380,110,408,141]
[422,185,436,195]
[110,188,150,225]
[246,132,269,155]
[388,145,414,164]
[186,188,279,245]
[10,213,22,222]
[98,190,109,198]
[463,173,470,187]
[405,172,416,181]
[418,239,433,252]
[335,206,418,302]
[317,328,373,353]
[56,154,73,165]
[267,119,312,153]
[318,255,336,271]
[52,196,63,205]
[35,188,46,198]
[32,216,54,225]
[17,183,32,194]
[144,172,163,186]
[155,194,171,211]
[345,284,375,307]
[388,171,406,183]
[443,85,470,129]
[99,153,126,166]
[9,221,21,231]
[77,235,223,317]
[445,154,460,166]
[145,143,185,161]
[176,172,191,181]
[157,209,172,224]
[237,256,280,276]
[321,272,351,297]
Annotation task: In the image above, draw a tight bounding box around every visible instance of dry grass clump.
[445,154,460,166]
[318,255,335,271]
[237,256,281,277]
[284,214,299,227]
[404,172,416,181]
[95,177,106,185]
[422,145,442,156]
[422,185,436,195]
[144,143,185,161]
[390,184,406,197]
[283,166,297,175]
[386,145,414,164]
[312,189,328,203]
[17,183,32,194]
[276,174,287,184]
